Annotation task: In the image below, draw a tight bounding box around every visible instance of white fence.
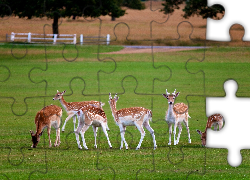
[79,34,110,45]
[8,32,110,45]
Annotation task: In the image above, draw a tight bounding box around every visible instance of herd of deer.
[30,89,224,149]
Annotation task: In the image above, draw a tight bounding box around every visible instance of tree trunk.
[111,16,116,21]
[52,14,59,35]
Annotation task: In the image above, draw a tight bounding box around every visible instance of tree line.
[0,0,224,35]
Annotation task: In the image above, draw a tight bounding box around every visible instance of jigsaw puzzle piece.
[206,80,250,167]
[199,148,250,179]
[28,149,114,179]
[98,45,171,95]
[110,1,169,43]
[97,148,153,179]
[0,44,48,116]
[207,0,250,41]
[0,146,47,179]
[136,146,205,179]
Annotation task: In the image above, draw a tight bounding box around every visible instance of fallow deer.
[162,89,191,145]
[30,105,62,148]
[197,114,224,146]
[73,104,112,149]
[108,93,157,150]
[52,90,107,138]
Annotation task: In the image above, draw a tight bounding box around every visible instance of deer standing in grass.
[73,104,112,149]
[197,114,224,146]
[108,93,157,150]
[30,105,62,148]
[53,90,107,145]
[162,89,191,145]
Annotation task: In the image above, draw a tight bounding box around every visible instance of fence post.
[10,32,15,42]
[53,34,57,44]
[80,34,83,45]
[28,32,31,43]
[107,34,110,45]
[73,34,77,44]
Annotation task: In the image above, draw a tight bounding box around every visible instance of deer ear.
[62,90,66,94]
[175,92,180,97]
[57,90,59,93]
[162,94,168,98]
[196,129,202,135]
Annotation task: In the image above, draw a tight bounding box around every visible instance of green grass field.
[0,44,250,179]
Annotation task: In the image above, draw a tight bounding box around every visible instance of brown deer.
[197,114,224,146]
[52,90,107,136]
[73,104,112,149]
[30,105,62,148]
[108,93,157,150]
[162,89,191,145]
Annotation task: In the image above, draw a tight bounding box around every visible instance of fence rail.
[7,32,110,45]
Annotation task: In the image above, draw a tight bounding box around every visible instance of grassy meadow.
[0,44,250,179]
[1,1,250,179]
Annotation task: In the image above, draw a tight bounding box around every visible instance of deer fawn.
[30,105,62,148]
[197,114,224,146]
[162,89,191,145]
[52,90,107,137]
[108,93,157,150]
[73,104,112,149]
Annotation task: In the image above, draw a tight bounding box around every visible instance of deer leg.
[168,123,172,145]
[176,122,182,145]
[92,126,98,148]
[62,113,76,132]
[101,123,112,149]
[47,126,52,148]
[73,115,77,131]
[54,127,60,147]
[183,119,191,144]
[144,121,157,150]
[52,120,61,147]
[80,124,91,150]
[119,125,128,150]
[135,122,145,150]
[75,120,85,149]
[173,123,178,145]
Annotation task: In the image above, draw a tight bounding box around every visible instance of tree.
[122,0,145,10]
[162,0,224,19]
[0,0,126,34]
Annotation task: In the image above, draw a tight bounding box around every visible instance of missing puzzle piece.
[206,79,250,167]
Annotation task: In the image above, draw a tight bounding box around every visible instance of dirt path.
[104,46,204,54]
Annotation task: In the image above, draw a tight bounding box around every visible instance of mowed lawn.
[0,44,250,179]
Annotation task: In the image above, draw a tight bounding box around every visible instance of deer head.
[196,130,206,146]
[30,130,42,148]
[162,89,180,105]
[53,90,66,101]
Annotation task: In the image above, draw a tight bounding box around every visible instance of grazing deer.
[108,93,157,150]
[197,114,224,146]
[162,89,191,145]
[30,105,62,148]
[52,90,107,135]
[73,104,112,149]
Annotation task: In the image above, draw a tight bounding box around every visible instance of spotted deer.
[197,114,224,146]
[52,90,106,135]
[30,105,62,148]
[108,93,157,150]
[162,89,191,145]
[73,104,112,149]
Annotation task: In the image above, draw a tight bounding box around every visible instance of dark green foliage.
[123,0,145,10]
[0,0,126,33]
[162,0,224,19]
